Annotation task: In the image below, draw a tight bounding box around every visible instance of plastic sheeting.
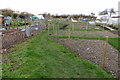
[107,18,118,25]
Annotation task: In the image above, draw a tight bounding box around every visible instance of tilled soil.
[66,24,103,30]
[54,38,118,77]
[55,31,118,38]
[63,24,119,37]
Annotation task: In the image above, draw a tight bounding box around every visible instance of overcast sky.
[0,0,119,16]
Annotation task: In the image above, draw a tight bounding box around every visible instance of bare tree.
[1,9,14,17]
[99,8,116,24]
[91,12,95,17]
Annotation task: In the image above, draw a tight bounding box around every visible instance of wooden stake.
[101,36,108,69]
[53,24,54,33]
[57,23,59,36]
[55,23,58,42]
[56,24,57,36]
[103,24,104,30]
[86,22,88,30]
[72,23,74,30]
[48,26,49,34]
[68,29,71,45]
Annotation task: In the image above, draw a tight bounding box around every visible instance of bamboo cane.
[48,26,49,35]
[72,23,74,30]
[68,29,71,45]
[53,24,54,33]
[101,36,108,69]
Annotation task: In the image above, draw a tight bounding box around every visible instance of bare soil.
[54,38,118,77]
[66,24,103,29]
[2,30,41,53]
[64,24,119,37]
[55,31,118,38]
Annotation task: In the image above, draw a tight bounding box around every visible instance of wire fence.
[1,25,46,53]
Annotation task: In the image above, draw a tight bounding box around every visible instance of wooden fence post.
[68,29,71,45]
[53,24,54,33]
[72,23,74,30]
[101,36,108,69]
[48,26,49,35]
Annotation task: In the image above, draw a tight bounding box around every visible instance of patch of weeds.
[49,34,52,35]
[106,70,115,76]
[61,39,65,42]
[68,53,78,58]
[63,50,67,53]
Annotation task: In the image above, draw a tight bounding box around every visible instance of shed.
[0,15,4,26]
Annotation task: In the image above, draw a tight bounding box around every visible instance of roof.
[36,15,44,19]
[32,16,39,20]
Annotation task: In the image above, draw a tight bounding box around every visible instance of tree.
[91,12,95,16]
[13,13,18,19]
[99,8,116,24]
[109,8,116,17]
[1,9,14,17]
[99,9,108,15]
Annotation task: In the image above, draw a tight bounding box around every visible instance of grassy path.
[3,31,113,78]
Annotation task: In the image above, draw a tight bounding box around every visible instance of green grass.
[63,29,113,31]
[53,36,119,52]
[3,31,113,78]
[0,54,2,79]
[53,36,105,40]
[64,29,119,31]
[9,25,30,29]
[108,38,119,52]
